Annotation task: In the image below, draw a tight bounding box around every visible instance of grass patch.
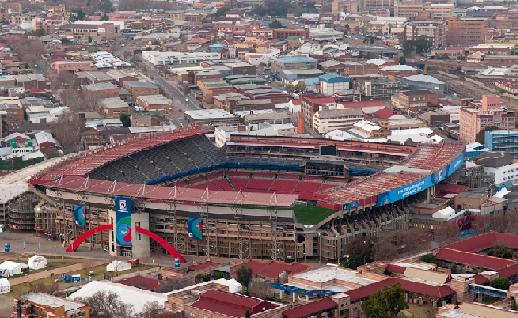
[293,204,336,225]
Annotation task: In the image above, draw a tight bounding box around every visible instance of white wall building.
[141,51,221,66]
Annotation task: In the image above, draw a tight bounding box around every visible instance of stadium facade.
[28,126,465,261]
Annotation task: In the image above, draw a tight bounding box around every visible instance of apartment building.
[391,90,439,109]
[313,108,364,133]
[460,96,515,143]
[446,18,487,47]
[405,21,446,49]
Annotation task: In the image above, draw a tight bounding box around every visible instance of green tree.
[488,245,513,259]
[120,114,131,127]
[245,310,251,318]
[269,19,285,29]
[490,277,510,290]
[237,266,253,292]
[420,253,438,264]
[341,237,374,270]
[362,284,408,318]
[100,0,113,13]
[71,9,86,22]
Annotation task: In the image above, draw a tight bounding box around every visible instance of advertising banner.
[187,215,203,240]
[377,176,434,206]
[114,196,133,246]
[446,152,465,178]
[73,204,86,227]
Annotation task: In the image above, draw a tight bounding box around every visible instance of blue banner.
[187,215,203,240]
[446,152,465,178]
[343,200,360,211]
[432,167,447,184]
[73,204,86,227]
[377,176,434,206]
[114,196,133,246]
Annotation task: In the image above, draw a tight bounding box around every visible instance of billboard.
[114,196,133,246]
[187,215,203,240]
[343,200,360,212]
[377,176,434,206]
[432,167,447,184]
[73,204,86,227]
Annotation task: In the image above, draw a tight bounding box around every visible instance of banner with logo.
[73,204,86,227]
[114,196,133,246]
[187,215,203,240]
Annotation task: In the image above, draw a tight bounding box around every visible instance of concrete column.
[131,212,151,259]
[108,210,117,256]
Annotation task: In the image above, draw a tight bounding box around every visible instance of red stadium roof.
[282,297,337,318]
[191,290,278,317]
[31,126,212,184]
[31,128,464,210]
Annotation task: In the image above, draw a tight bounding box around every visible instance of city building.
[313,108,364,134]
[391,90,439,109]
[14,293,90,318]
[405,21,446,49]
[400,75,446,93]
[136,95,173,113]
[485,129,518,159]
[459,96,515,143]
[319,74,352,96]
[271,55,318,76]
[446,18,487,46]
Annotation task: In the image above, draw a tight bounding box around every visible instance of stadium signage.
[114,196,133,246]
[446,152,465,178]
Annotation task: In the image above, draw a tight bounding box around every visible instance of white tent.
[106,261,131,272]
[0,278,10,294]
[0,261,29,277]
[28,255,47,270]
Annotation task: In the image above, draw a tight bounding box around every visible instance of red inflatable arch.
[65,224,186,263]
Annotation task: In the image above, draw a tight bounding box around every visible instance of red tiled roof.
[372,107,394,120]
[341,100,385,109]
[435,248,516,271]
[386,263,406,275]
[118,275,161,291]
[282,297,337,318]
[191,290,278,317]
[346,278,454,302]
[435,183,469,195]
[188,261,219,272]
[303,96,336,105]
[474,274,490,285]
[444,232,518,253]
[236,260,309,280]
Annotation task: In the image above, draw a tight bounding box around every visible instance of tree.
[70,9,86,22]
[245,310,251,318]
[490,277,510,290]
[420,253,438,265]
[80,291,134,318]
[342,237,375,269]
[120,114,131,127]
[237,266,253,292]
[141,301,177,318]
[99,0,113,13]
[362,284,408,318]
[488,245,513,259]
[269,20,285,29]
[51,112,83,154]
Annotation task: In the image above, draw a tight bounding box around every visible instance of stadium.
[29,126,465,262]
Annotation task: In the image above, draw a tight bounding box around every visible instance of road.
[138,61,201,112]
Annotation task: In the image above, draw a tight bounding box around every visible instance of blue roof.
[319,73,351,83]
[274,55,318,64]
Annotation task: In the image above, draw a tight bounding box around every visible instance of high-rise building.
[446,17,487,47]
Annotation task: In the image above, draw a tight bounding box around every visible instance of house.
[122,81,160,98]
[14,293,89,318]
[136,95,173,113]
[183,290,285,318]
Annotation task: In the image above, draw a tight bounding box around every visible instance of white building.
[486,162,518,187]
[141,51,221,66]
[313,108,363,134]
